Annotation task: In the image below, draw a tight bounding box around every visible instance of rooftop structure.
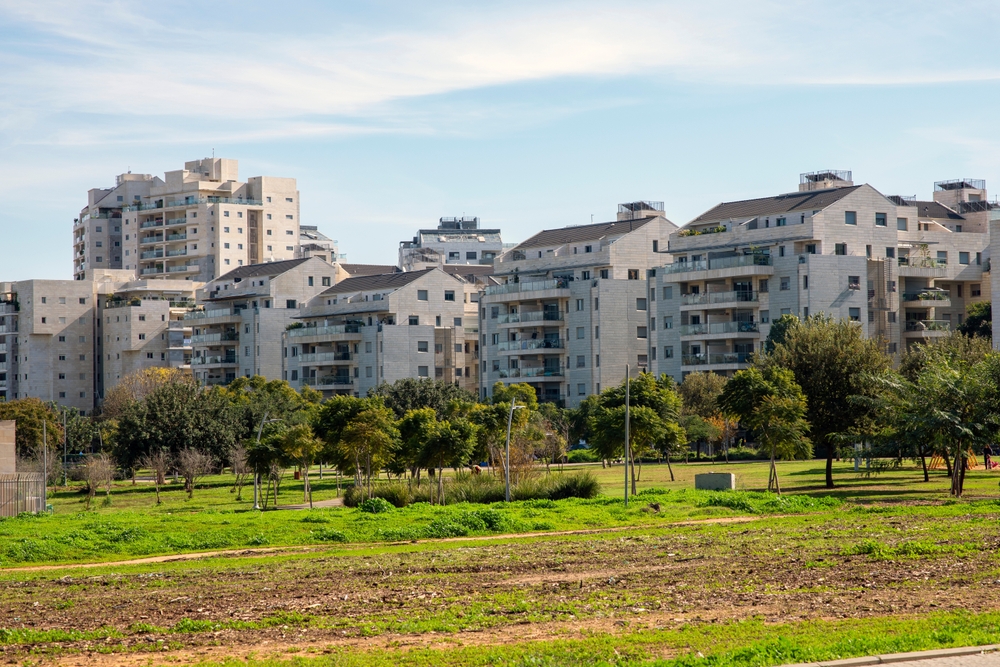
[398,216,504,272]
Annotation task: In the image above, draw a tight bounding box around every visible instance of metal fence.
[0,473,45,517]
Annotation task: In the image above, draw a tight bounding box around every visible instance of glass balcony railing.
[664,254,772,274]
[496,339,565,352]
[302,376,354,386]
[287,323,362,337]
[681,352,751,366]
[299,352,353,362]
[496,311,563,324]
[681,290,758,306]
[898,257,946,269]
[126,197,264,211]
[902,291,950,302]
[498,366,564,378]
[905,320,951,332]
[185,308,242,321]
[679,321,759,336]
[190,332,239,344]
[191,355,237,365]
[484,278,570,296]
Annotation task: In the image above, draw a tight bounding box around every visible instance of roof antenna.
[212,148,215,158]
[591,214,594,223]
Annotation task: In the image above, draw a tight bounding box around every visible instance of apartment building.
[74,173,157,281]
[285,267,481,397]
[479,202,677,407]
[186,257,338,386]
[298,225,343,264]
[120,158,301,283]
[398,217,503,272]
[650,171,991,382]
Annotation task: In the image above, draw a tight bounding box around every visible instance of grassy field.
[2,458,1000,666]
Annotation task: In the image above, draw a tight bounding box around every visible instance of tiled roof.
[339,263,401,276]
[320,268,442,295]
[214,258,311,282]
[441,264,495,282]
[513,217,656,251]
[907,200,965,221]
[689,186,863,224]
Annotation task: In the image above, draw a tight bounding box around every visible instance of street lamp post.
[504,401,525,502]
[625,364,630,508]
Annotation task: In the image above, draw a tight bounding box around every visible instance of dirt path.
[1,514,766,573]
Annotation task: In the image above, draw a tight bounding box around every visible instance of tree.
[229,443,251,501]
[140,449,172,505]
[898,332,992,381]
[958,301,991,340]
[176,448,213,499]
[764,314,799,353]
[280,424,324,508]
[680,414,721,459]
[337,402,399,500]
[419,418,478,504]
[101,368,194,419]
[719,367,811,493]
[82,453,116,510]
[679,372,727,419]
[760,315,889,489]
[369,378,476,419]
[0,398,63,458]
[397,408,438,482]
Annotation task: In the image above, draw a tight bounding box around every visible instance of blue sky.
[3,1,1000,280]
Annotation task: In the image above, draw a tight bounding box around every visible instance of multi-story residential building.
[480,202,677,407]
[74,173,157,281]
[398,217,503,271]
[650,171,991,382]
[120,158,301,283]
[298,225,343,264]
[285,267,481,397]
[186,257,338,386]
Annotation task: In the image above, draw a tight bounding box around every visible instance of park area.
[2,459,1000,667]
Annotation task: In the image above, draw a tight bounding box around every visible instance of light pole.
[504,401,525,502]
[253,413,282,510]
[625,364,630,508]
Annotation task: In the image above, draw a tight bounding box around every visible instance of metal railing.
[140,250,163,260]
[167,264,196,273]
[496,311,563,324]
[682,352,751,366]
[299,352,353,363]
[287,323,362,337]
[191,355,237,365]
[663,254,772,275]
[126,197,263,211]
[185,308,241,321]
[166,233,187,242]
[498,366,564,378]
[902,291,950,302]
[905,320,951,332]
[485,278,570,296]
[497,339,565,352]
[190,332,239,344]
[679,321,759,336]
[302,376,354,386]
[681,290,758,306]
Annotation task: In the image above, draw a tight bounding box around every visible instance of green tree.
[337,402,399,500]
[760,314,889,489]
[419,418,478,504]
[679,372,727,418]
[0,398,63,458]
[719,367,811,493]
[397,408,438,482]
[280,423,324,508]
[369,378,476,419]
[958,301,991,340]
[898,332,992,381]
[764,313,799,353]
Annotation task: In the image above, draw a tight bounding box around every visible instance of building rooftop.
[320,268,441,295]
[513,216,657,251]
[339,263,402,277]
[213,258,311,282]
[689,185,863,224]
[906,200,965,221]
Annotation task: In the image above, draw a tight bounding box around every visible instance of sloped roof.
[689,186,863,224]
[339,263,401,276]
[320,268,444,295]
[214,257,312,282]
[441,264,495,281]
[908,200,965,221]
[513,217,656,251]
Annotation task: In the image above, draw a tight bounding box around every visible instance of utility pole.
[625,364,630,507]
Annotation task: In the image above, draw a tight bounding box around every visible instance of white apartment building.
[120,158,301,283]
[298,225,343,264]
[74,173,157,281]
[398,217,503,272]
[186,257,339,387]
[479,202,677,407]
[285,268,481,397]
[650,171,991,382]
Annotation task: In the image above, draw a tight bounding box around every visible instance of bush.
[358,497,395,514]
[312,528,349,542]
[567,448,600,463]
[546,472,600,500]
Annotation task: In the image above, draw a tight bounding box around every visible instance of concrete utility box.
[695,472,736,491]
[0,421,14,474]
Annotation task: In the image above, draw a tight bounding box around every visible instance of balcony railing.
[191,355,237,365]
[663,254,772,275]
[498,366,564,378]
[682,352,751,366]
[496,311,564,324]
[299,352,353,362]
[679,321,759,336]
[126,197,263,211]
[497,339,565,352]
[287,323,362,337]
[190,332,239,344]
[166,233,187,242]
[167,264,196,273]
[302,376,354,387]
[898,257,946,269]
[185,308,241,321]
[902,291,950,302]
[485,278,570,296]
[166,248,188,257]
[140,250,163,260]
[905,320,951,332]
[681,290,758,306]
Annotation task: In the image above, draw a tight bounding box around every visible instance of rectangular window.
[409,316,419,325]
[664,346,673,359]
[599,269,609,279]
[875,212,887,226]
[897,217,908,231]
[594,297,599,310]
[628,269,640,280]
[491,333,499,345]
[466,251,477,260]
[454,317,462,326]
[638,354,648,365]
[491,307,499,319]
[444,290,455,301]
[886,247,896,258]
[637,326,648,339]
[577,383,586,396]
[322,276,331,286]
[937,251,948,265]
[973,284,982,297]
[576,327,584,339]
[308,276,314,286]
[418,366,429,377]
[888,312,897,323]
[957,284,963,298]
[286,299,297,308]
[776,217,786,227]
[417,290,428,301]
[779,246,785,257]
[835,243,847,256]
[849,308,861,321]
[576,355,585,368]
[887,280,896,293]
[848,276,861,290]
[663,316,673,329]
[780,277,790,291]
[845,211,857,225]
[418,341,429,352]
[663,286,673,300]
[576,299,584,311]
[760,310,770,324]
[636,298,647,311]
[803,275,808,290]
[594,325,600,338]
[960,252,970,265]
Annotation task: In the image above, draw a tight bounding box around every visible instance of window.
[444,290,455,301]
[937,251,948,265]
[664,346,674,359]
[594,297,599,310]
[58,335,66,342]
[41,297,46,304]
[957,284,963,298]
[95,241,102,248]
[417,290,428,301]
[663,286,672,299]
[897,217,908,231]
[224,211,230,217]
[848,276,860,290]
[888,343,898,354]
[576,355,585,368]
[805,244,816,255]
[600,269,609,279]
[40,317,46,324]
[58,373,65,380]
[596,354,601,366]
[409,315,419,325]
[848,308,861,321]
[875,212,887,226]
[286,215,294,220]
[366,367,373,378]
[595,325,600,338]
[418,341,429,352]
[886,247,896,258]
[308,276,314,286]
[803,275,808,290]
[491,333,499,345]
[780,277,790,291]
[286,299,297,308]
[584,245,593,253]
[637,326,648,339]
[138,333,145,340]
[490,306,499,319]
[960,252,970,265]
[887,280,896,293]
[286,197,294,203]
[778,246,785,258]
[663,316,673,329]
[638,354,648,366]
[466,251,477,260]
[322,276,331,286]
[237,243,243,250]
[147,352,154,359]
[79,354,86,361]
[835,243,847,256]
[758,279,769,293]
[286,246,294,251]
[454,317,462,326]
[776,217,786,227]
[760,310,770,324]
[866,245,872,258]
[58,355,66,361]
[224,242,230,249]
[577,327,585,339]
[58,392,66,399]
[628,269,640,280]
[868,310,874,323]
[576,299,584,311]
[492,360,500,372]
[888,312,896,323]
[972,284,982,297]
[845,211,857,225]
[636,298,647,311]
[59,297,66,304]
[418,366,429,377]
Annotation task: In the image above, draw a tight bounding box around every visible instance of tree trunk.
[919,446,929,483]
[943,450,952,477]
[825,440,835,489]
[770,452,781,495]
[628,450,637,496]
[438,466,444,505]
[666,456,675,482]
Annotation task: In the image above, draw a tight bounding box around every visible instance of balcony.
[496,311,564,325]
[681,352,751,367]
[139,236,162,245]
[484,278,570,297]
[497,339,564,352]
[166,248,188,257]
[302,376,354,387]
[287,323,362,338]
[681,290,759,307]
[140,250,164,260]
[898,257,947,277]
[299,352,353,363]
[125,197,264,211]
[166,233,188,242]
[166,264,197,273]
[679,321,759,337]
[664,254,772,275]
[191,355,237,366]
[190,332,239,345]
[904,320,950,338]
[498,366,564,379]
[184,308,244,324]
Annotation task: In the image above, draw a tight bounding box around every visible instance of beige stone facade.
[74,173,157,281]
[0,421,14,474]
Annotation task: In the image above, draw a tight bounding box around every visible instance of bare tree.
[229,443,250,501]
[83,453,116,510]
[140,449,172,505]
[176,448,213,499]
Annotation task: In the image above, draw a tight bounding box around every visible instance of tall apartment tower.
[74,173,157,281]
[120,158,301,283]
[479,202,676,407]
[650,172,991,382]
[398,217,504,272]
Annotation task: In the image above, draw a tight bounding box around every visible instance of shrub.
[546,472,600,500]
[358,497,394,514]
[567,448,600,463]
[312,528,349,543]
